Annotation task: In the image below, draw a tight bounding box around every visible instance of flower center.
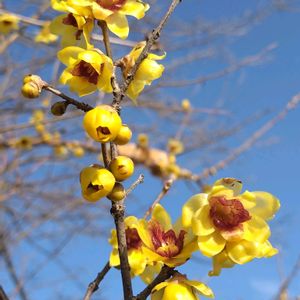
[149,220,186,258]
[62,14,83,40]
[2,20,13,26]
[71,61,100,84]
[126,228,142,250]
[96,0,126,11]
[209,196,251,231]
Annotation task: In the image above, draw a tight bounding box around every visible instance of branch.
[193,92,300,182]
[83,262,111,300]
[125,174,145,197]
[0,286,9,300]
[110,201,133,300]
[134,265,176,300]
[143,176,175,219]
[43,85,93,112]
[113,0,182,109]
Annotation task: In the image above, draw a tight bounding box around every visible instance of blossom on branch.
[121,41,165,102]
[57,46,113,96]
[151,273,214,300]
[135,204,197,267]
[182,178,280,275]
[0,13,19,34]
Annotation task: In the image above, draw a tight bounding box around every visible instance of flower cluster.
[48,0,163,100]
[80,105,134,202]
[107,177,280,298]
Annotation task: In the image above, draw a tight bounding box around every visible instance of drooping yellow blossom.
[109,216,149,277]
[151,273,214,300]
[182,178,280,274]
[167,138,184,155]
[122,42,165,102]
[57,46,113,96]
[83,105,122,142]
[0,13,19,34]
[135,204,197,267]
[50,12,93,48]
[35,22,58,44]
[80,164,115,202]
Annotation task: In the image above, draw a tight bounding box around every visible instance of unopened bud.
[21,81,41,99]
[107,183,126,201]
[51,101,68,116]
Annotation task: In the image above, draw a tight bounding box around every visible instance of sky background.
[1,0,300,299]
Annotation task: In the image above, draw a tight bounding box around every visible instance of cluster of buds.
[21,74,44,99]
[80,105,134,202]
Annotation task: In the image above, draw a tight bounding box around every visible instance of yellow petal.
[182,193,208,228]
[140,263,163,284]
[227,240,260,264]
[67,76,97,97]
[109,248,120,267]
[191,204,215,236]
[210,178,243,198]
[151,281,169,293]
[197,232,226,257]
[243,215,270,243]
[152,204,172,231]
[126,79,145,102]
[128,249,147,276]
[121,0,149,19]
[57,46,84,66]
[249,191,280,220]
[208,250,235,276]
[184,280,214,298]
[136,59,164,82]
[106,13,129,39]
[151,288,164,300]
[162,283,197,300]
[135,219,153,248]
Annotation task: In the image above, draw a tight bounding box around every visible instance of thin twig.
[274,253,300,300]
[83,262,111,300]
[101,143,111,168]
[110,201,133,300]
[0,286,9,300]
[43,85,93,112]
[133,265,176,300]
[113,0,182,109]
[125,174,145,197]
[144,176,175,219]
[193,92,300,182]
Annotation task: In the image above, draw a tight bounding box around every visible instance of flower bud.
[109,156,134,181]
[107,183,126,201]
[167,138,184,155]
[137,133,148,148]
[21,82,41,99]
[80,164,115,202]
[181,98,191,112]
[83,105,122,143]
[114,124,132,145]
[51,101,68,116]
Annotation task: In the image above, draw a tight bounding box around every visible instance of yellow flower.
[80,164,115,202]
[73,0,149,39]
[151,273,214,300]
[109,216,149,277]
[135,204,197,267]
[0,13,19,34]
[167,138,184,155]
[122,42,165,102]
[109,155,135,181]
[57,46,113,96]
[50,12,93,48]
[83,105,122,142]
[35,22,58,44]
[182,178,280,274]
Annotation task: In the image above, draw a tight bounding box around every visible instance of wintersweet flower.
[151,273,214,300]
[0,13,19,34]
[109,216,149,277]
[121,42,165,101]
[35,22,58,44]
[135,204,197,267]
[57,46,113,96]
[182,178,280,274]
[90,0,149,39]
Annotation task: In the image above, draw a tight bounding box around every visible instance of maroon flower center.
[62,14,83,40]
[209,196,251,231]
[126,228,142,250]
[149,220,186,258]
[71,61,100,85]
[96,0,126,11]
[2,20,13,26]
